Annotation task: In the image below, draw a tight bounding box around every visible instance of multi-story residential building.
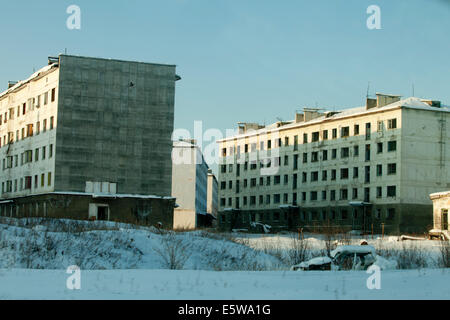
[0,54,180,226]
[172,139,214,229]
[217,94,450,234]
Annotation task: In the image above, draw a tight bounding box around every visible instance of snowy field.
[0,217,449,299]
[0,268,449,299]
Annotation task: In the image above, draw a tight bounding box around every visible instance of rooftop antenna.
[65,48,67,54]
[366,81,371,98]
[412,83,415,97]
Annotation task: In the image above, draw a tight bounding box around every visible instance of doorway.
[97,206,108,221]
[442,209,448,230]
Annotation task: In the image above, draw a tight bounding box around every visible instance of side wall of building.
[55,55,176,196]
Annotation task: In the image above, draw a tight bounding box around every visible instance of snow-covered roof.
[0,63,59,100]
[218,97,449,142]
[429,191,450,199]
[3,191,175,200]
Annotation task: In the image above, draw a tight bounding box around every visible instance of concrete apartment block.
[171,140,215,229]
[217,94,450,234]
[0,55,179,226]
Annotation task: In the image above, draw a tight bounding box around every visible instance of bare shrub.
[286,234,310,265]
[376,241,428,269]
[153,232,189,270]
[322,222,339,257]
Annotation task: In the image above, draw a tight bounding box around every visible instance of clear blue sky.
[1,0,449,141]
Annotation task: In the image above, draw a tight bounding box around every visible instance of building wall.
[0,193,174,227]
[207,172,218,217]
[54,55,176,196]
[217,105,449,234]
[0,65,59,199]
[430,193,450,231]
[171,141,210,229]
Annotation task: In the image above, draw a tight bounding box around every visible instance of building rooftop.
[218,96,450,142]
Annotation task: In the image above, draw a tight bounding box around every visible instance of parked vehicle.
[291,245,377,271]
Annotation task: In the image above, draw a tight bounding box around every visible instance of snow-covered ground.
[0,268,449,299]
[0,218,282,270]
[0,218,449,299]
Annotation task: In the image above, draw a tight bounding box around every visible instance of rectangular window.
[51,88,56,102]
[387,163,397,175]
[274,175,281,185]
[340,168,349,179]
[352,188,358,199]
[377,120,383,132]
[377,142,383,153]
[331,169,336,181]
[311,152,319,162]
[43,119,47,132]
[303,133,308,144]
[274,194,281,204]
[25,176,32,189]
[388,118,397,129]
[354,124,359,135]
[48,172,52,186]
[387,141,397,152]
[311,171,318,182]
[341,126,350,138]
[376,164,382,176]
[49,144,53,158]
[341,147,349,158]
[322,170,327,181]
[35,148,39,161]
[312,132,319,142]
[332,149,337,159]
[330,190,336,201]
[27,124,33,137]
[50,117,54,129]
[303,153,307,163]
[365,122,371,140]
[44,92,48,105]
[332,128,337,139]
[322,150,328,161]
[387,186,396,197]
[354,145,359,157]
[353,167,359,179]
[310,191,318,201]
[376,186,382,198]
[322,130,328,140]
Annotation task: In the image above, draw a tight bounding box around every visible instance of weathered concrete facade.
[0,55,179,226]
[55,55,176,196]
[0,193,175,227]
[429,191,450,239]
[217,95,450,234]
